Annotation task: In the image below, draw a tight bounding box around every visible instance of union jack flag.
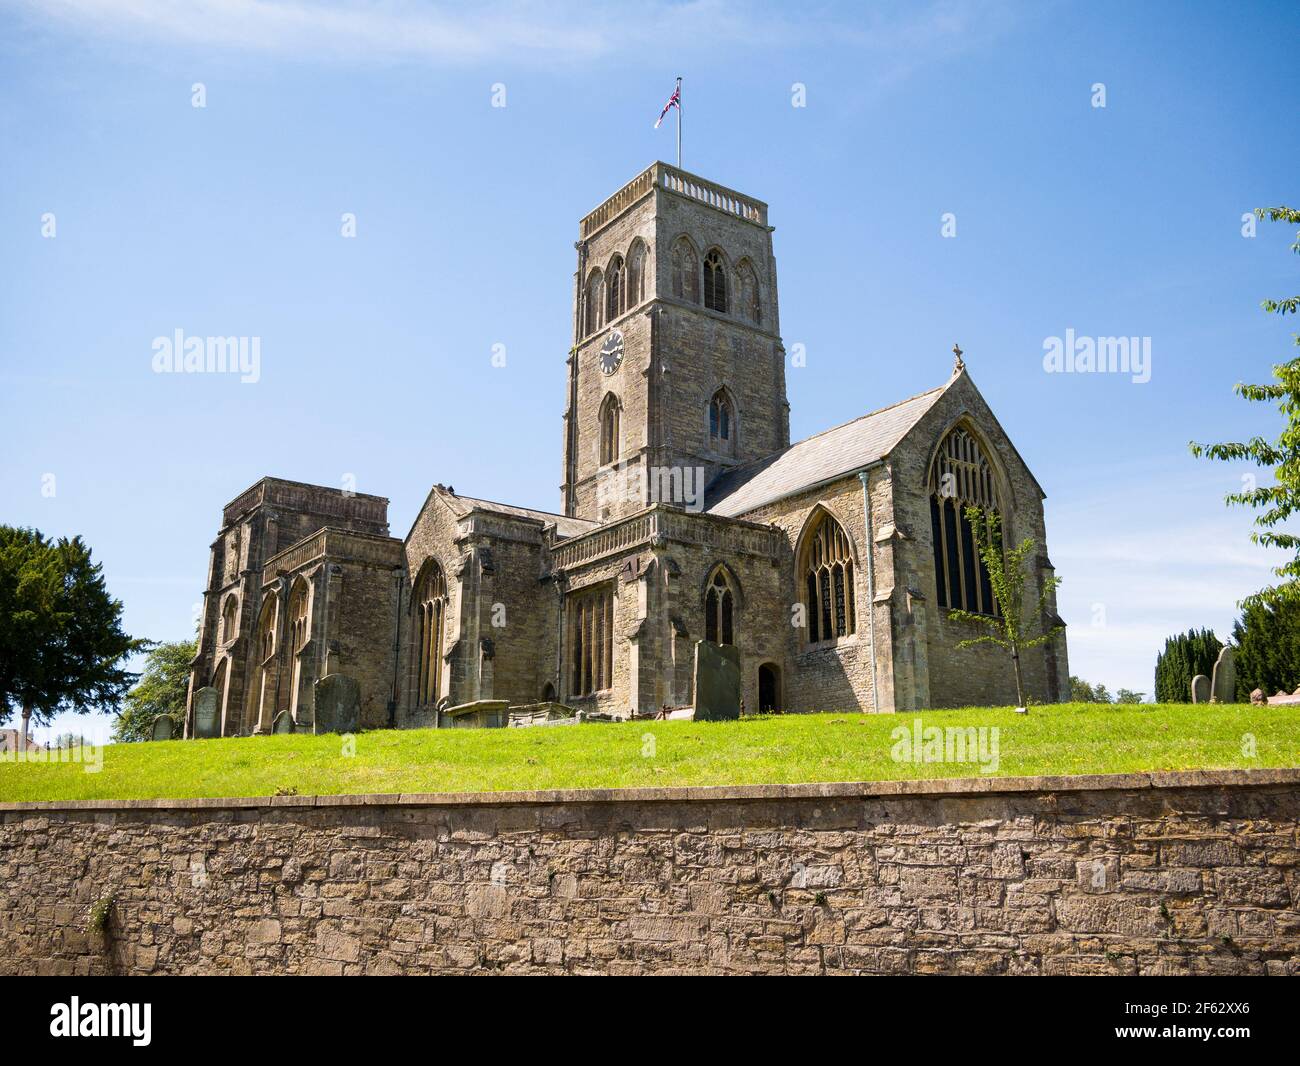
[654,81,681,128]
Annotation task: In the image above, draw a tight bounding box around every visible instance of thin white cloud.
[6,0,1022,69]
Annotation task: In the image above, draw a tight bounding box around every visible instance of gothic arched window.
[708,388,736,456]
[252,593,279,732]
[704,567,736,646]
[584,268,604,336]
[606,254,625,321]
[703,249,728,313]
[568,583,614,697]
[800,510,856,644]
[221,595,239,643]
[671,237,699,303]
[736,258,760,325]
[414,561,448,708]
[627,240,648,307]
[930,425,1000,615]
[288,580,310,653]
[599,393,621,466]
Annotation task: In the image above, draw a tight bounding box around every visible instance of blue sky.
[1,0,1297,742]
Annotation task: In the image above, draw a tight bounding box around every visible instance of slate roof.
[442,490,598,540]
[705,383,950,518]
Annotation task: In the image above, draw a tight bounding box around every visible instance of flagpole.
[676,76,682,169]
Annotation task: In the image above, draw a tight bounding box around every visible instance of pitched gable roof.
[439,489,598,540]
[705,383,950,518]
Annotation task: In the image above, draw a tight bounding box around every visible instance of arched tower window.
[703,249,728,313]
[288,580,310,653]
[258,596,277,662]
[599,393,621,466]
[708,388,736,457]
[627,240,648,307]
[286,578,310,719]
[704,566,736,646]
[671,237,699,303]
[584,268,605,336]
[605,254,625,321]
[252,593,279,732]
[221,595,239,643]
[800,509,856,644]
[414,561,448,708]
[929,425,1000,616]
[736,258,760,325]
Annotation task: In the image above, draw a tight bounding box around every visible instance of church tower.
[561,163,790,522]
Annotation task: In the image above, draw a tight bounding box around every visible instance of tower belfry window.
[703,249,728,313]
[672,238,699,303]
[606,255,624,321]
[599,393,621,466]
[709,388,735,456]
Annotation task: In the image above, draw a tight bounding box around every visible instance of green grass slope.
[2,703,1297,803]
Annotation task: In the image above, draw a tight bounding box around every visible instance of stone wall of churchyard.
[2,770,1297,976]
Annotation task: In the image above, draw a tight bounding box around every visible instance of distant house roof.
[705,384,949,518]
[0,728,45,753]
[439,490,598,540]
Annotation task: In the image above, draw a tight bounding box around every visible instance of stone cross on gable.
[952,344,965,373]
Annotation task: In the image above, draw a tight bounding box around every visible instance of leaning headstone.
[193,687,220,738]
[272,710,294,734]
[1190,674,1210,704]
[313,673,360,734]
[1210,646,1236,704]
[150,715,174,741]
[1250,688,1267,706]
[694,641,742,721]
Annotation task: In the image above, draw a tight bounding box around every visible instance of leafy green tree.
[1154,628,1222,703]
[0,526,147,748]
[1069,675,1099,702]
[1115,688,1145,705]
[113,639,196,742]
[1190,206,1300,609]
[948,507,1064,708]
[1231,596,1300,701]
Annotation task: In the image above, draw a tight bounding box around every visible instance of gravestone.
[314,673,360,734]
[694,641,742,721]
[1210,646,1236,704]
[150,715,174,741]
[193,687,220,738]
[272,710,294,734]
[1190,674,1210,704]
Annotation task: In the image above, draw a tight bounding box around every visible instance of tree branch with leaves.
[947,507,1063,708]
[1190,206,1300,609]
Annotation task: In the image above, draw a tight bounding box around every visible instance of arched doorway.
[758,663,781,713]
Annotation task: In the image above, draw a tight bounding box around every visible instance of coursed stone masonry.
[2,770,1296,976]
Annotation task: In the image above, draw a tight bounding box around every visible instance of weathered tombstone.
[1210,646,1236,704]
[272,710,294,734]
[694,641,742,721]
[1250,688,1268,706]
[1190,674,1210,704]
[193,687,220,738]
[150,715,174,741]
[313,673,360,734]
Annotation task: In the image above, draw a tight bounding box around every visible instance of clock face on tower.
[599,330,624,375]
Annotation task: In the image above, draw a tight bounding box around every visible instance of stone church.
[186,162,1068,735]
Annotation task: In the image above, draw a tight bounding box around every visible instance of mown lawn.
[2,702,1298,803]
